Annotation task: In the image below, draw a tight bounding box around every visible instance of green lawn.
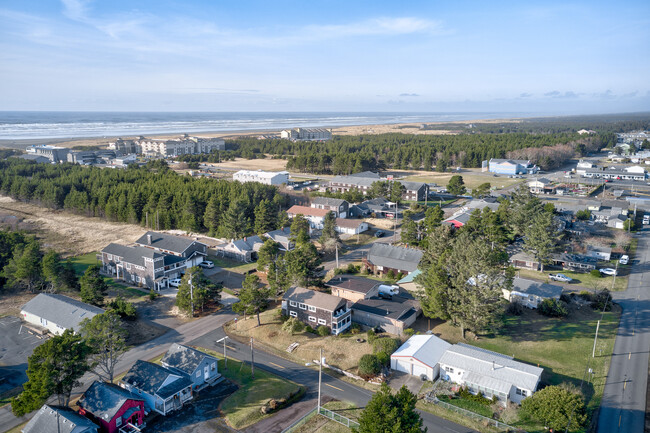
[68,252,147,299]
[438,395,493,418]
[292,401,361,433]
[517,267,628,291]
[209,255,258,274]
[197,347,304,430]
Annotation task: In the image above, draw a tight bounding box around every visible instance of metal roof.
[367,243,423,273]
[78,381,142,422]
[162,344,218,376]
[21,294,105,332]
[511,278,563,299]
[23,405,98,433]
[391,335,451,369]
[283,287,347,312]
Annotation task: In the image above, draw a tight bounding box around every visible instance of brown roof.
[326,275,380,294]
[335,218,364,229]
[283,287,347,311]
[287,205,330,218]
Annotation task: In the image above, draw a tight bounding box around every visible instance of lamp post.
[216,336,229,370]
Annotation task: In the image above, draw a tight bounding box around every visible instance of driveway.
[0,316,47,395]
[387,370,425,395]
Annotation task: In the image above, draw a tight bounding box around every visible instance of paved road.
[597,230,650,433]
[191,328,477,433]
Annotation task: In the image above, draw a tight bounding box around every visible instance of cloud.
[621,91,639,98]
[519,92,533,98]
[593,89,615,99]
[399,93,419,97]
[544,90,560,97]
[61,0,90,21]
[544,90,580,99]
[307,17,442,38]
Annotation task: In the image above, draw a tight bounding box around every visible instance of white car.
[599,268,618,276]
[619,255,629,265]
[199,260,214,269]
[643,215,650,225]
[549,273,572,283]
[168,278,182,287]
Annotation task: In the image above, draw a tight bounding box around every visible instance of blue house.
[488,159,538,175]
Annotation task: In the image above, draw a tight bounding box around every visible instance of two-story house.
[286,206,331,231]
[282,287,351,335]
[161,344,221,391]
[135,232,207,268]
[78,381,145,433]
[310,197,350,218]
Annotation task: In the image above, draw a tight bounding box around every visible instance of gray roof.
[78,381,142,422]
[529,178,552,185]
[587,245,612,254]
[489,159,531,165]
[135,231,203,254]
[231,235,264,252]
[311,197,348,207]
[265,228,292,246]
[511,278,563,299]
[400,181,426,192]
[351,295,419,321]
[367,243,423,272]
[102,243,164,267]
[23,405,98,433]
[465,199,500,212]
[21,294,105,332]
[122,360,193,399]
[330,171,381,187]
[439,343,543,392]
[283,287,347,312]
[391,335,451,369]
[326,275,381,294]
[162,344,218,376]
[15,154,51,163]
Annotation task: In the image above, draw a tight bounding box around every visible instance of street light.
[216,336,229,370]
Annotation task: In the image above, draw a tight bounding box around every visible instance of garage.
[392,358,413,375]
[413,363,430,380]
[390,335,451,382]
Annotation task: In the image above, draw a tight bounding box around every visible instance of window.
[299,303,307,310]
[289,300,297,307]
[126,263,131,270]
[445,367,454,373]
[516,388,527,396]
[107,254,112,261]
[116,418,122,427]
[289,311,297,317]
[318,319,327,325]
[308,305,316,312]
[41,318,48,326]
[211,362,216,371]
[136,276,141,283]
[131,274,136,282]
[196,371,201,378]
[308,316,317,322]
[332,323,337,329]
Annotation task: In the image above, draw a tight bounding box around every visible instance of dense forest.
[0,159,289,237]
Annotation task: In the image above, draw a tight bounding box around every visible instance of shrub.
[521,385,587,431]
[457,386,492,405]
[148,289,157,301]
[350,323,362,334]
[282,317,304,335]
[538,299,568,318]
[376,351,390,366]
[386,269,396,281]
[373,337,400,356]
[333,268,343,275]
[346,263,360,274]
[108,297,137,319]
[317,325,330,336]
[404,328,415,337]
[358,354,381,379]
[590,269,602,278]
[576,209,591,221]
[367,329,377,344]
[578,290,592,301]
[506,301,524,316]
[560,293,572,303]
[304,325,314,333]
[591,290,612,311]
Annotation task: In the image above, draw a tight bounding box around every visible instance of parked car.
[199,260,215,269]
[549,273,572,283]
[643,215,649,225]
[619,255,629,265]
[169,278,182,287]
[599,268,617,276]
[374,230,385,238]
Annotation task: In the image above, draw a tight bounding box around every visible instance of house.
[462,197,500,213]
[23,405,98,433]
[351,197,397,218]
[78,381,145,433]
[161,344,221,391]
[586,245,612,261]
[328,171,381,195]
[364,243,423,276]
[625,165,647,174]
[607,215,627,229]
[311,197,349,218]
[400,181,429,201]
[287,205,331,230]
[325,275,382,302]
[390,335,451,381]
[335,218,369,235]
[439,343,543,404]
[20,294,105,335]
[576,159,595,175]
[503,278,564,309]
[508,250,542,272]
[120,360,193,416]
[351,294,420,336]
[233,170,289,185]
[442,211,472,228]
[100,243,186,290]
[396,269,422,293]
[282,287,352,335]
[135,232,207,268]
[214,235,264,262]
[551,253,597,272]
[593,207,625,223]
[264,227,294,251]
[528,178,554,194]
[488,159,538,175]
[583,168,646,181]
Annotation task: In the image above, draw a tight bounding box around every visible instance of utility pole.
[189,270,194,317]
[592,320,600,358]
[217,336,229,370]
[335,243,339,269]
[318,348,323,411]
[250,337,255,379]
[612,261,619,290]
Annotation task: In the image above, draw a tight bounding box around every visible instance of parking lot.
[0,316,47,395]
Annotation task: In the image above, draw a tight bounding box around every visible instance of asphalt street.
[597,230,650,433]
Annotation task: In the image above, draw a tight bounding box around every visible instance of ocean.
[0,111,528,140]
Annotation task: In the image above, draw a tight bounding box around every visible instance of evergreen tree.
[319,211,341,252]
[203,195,220,235]
[232,274,273,326]
[80,264,108,306]
[257,239,290,294]
[80,311,127,383]
[447,175,466,196]
[473,182,492,198]
[355,384,426,433]
[4,241,43,292]
[254,199,277,234]
[286,240,323,287]
[400,213,419,245]
[42,250,63,292]
[176,267,220,316]
[521,385,587,432]
[290,214,311,240]
[221,199,251,239]
[524,211,561,272]
[423,206,444,233]
[61,259,80,291]
[388,181,406,204]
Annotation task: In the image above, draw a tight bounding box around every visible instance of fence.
[319,407,360,429]
[425,394,525,432]
[281,407,318,433]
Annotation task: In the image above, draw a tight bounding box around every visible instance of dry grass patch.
[226,308,374,372]
[403,173,524,191]
[205,157,287,171]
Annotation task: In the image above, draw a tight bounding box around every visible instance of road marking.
[624,380,627,390]
[619,414,622,427]
[325,383,344,392]
[269,362,285,369]
[629,352,632,360]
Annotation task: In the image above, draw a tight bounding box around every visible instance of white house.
[390,335,451,381]
[625,165,647,174]
[287,205,330,231]
[586,245,612,261]
[335,218,369,235]
[20,293,105,335]
[502,278,564,309]
[576,160,595,175]
[439,343,543,404]
[233,170,289,185]
[214,235,264,262]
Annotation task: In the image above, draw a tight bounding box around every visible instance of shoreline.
[0,116,524,150]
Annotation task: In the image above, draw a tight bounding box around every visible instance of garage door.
[413,363,430,380]
[393,359,412,375]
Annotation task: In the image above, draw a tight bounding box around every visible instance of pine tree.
[80,264,108,306]
[203,195,220,235]
[447,175,466,196]
[221,199,251,239]
[232,274,273,326]
[42,250,63,292]
[355,384,426,433]
[254,199,277,234]
[80,311,127,383]
[4,241,43,292]
[319,211,341,252]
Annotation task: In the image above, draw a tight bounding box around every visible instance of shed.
[390,335,451,381]
[20,293,105,335]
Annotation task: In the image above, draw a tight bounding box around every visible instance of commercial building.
[281,128,332,141]
[488,159,538,175]
[137,135,225,158]
[233,170,289,185]
[20,294,105,335]
[26,145,70,163]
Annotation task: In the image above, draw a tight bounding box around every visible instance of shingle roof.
[162,344,217,376]
[78,381,142,422]
[23,405,98,433]
[325,275,381,294]
[391,335,451,369]
[21,294,105,332]
[330,171,381,187]
[121,360,193,399]
[444,212,472,225]
[135,231,202,254]
[335,218,364,229]
[102,243,164,267]
[265,228,292,247]
[511,278,563,299]
[231,235,264,252]
[439,343,543,392]
[400,181,426,192]
[367,243,423,272]
[351,296,419,321]
[311,197,348,207]
[287,205,331,218]
[283,287,347,312]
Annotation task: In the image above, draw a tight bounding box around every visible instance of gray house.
[311,197,350,218]
[282,287,352,335]
[20,293,105,335]
[264,227,294,251]
[22,405,98,433]
[364,243,423,276]
[135,231,207,268]
[503,278,564,309]
[161,344,221,391]
[120,360,193,416]
[351,295,420,336]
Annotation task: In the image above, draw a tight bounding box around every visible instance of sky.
[0,0,649,114]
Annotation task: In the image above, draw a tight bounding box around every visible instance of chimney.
[244,237,247,242]
[147,234,152,245]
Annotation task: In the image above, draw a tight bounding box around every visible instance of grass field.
[517,267,629,291]
[197,347,303,430]
[403,172,524,191]
[68,252,148,299]
[292,401,362,433]
[209,255,258,274]
[438,395,493,418]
